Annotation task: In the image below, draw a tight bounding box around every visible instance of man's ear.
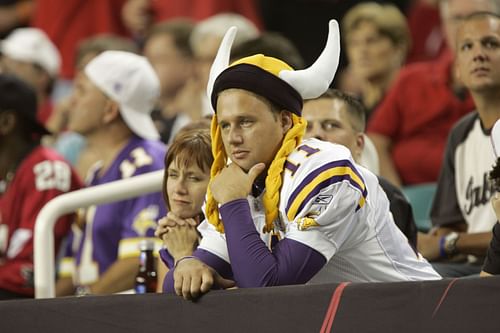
[357,133,365,150]
[0,111,17,135]
[280,110,293,132]
[353,133,365,161]
[102,100,121,124]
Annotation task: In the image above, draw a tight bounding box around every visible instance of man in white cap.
[159,21,440,300]
[55,51,167,296]
[0,27,61,125]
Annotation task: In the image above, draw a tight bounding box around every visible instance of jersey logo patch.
[297,212,319,231]
[314,195,333,205]
[132,206,159,236]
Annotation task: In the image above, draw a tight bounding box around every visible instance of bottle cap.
[138,239,155,251]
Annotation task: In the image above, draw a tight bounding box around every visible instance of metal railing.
[34,170,164,299]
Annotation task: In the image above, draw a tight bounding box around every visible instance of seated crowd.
[1,0,500,301]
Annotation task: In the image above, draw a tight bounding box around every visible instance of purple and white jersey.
[59,136,166,285]
[198,138,440,283]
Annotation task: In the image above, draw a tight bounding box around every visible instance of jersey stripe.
[286,160,367,221]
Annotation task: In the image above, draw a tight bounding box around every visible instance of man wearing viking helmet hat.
[160,20,441,300]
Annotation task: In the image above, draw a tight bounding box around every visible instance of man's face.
[193,35,221,89]
[456,15,500,92]
[216,89,290,172]
[67,73,109,137]
[303,97,363,161]
[0,56,45,94]
[440,0,497,53]
[143,34,193,99]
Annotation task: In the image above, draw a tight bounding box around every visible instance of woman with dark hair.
[155,126,213,290]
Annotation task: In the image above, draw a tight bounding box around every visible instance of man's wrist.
[218,195,247,206]
[440,232,460,258]
[174,255,197,269]
[172,251,195,262]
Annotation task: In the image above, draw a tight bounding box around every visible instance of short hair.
[145,18,195,57]
[230,32,305,69]
[316,89,366,132]
[456,11,500,49]
[75,34,138,68]
[439,0,500,16]
[162,128,213,207]
[342,2,410,56]
[190,13,259,54]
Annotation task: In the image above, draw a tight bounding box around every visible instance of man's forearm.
[220,199,325,287]
[90,257,139,294]
[456,231,493,256]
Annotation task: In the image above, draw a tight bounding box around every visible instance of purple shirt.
[64,136,167,285]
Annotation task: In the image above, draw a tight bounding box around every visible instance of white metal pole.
[34,170,164,298]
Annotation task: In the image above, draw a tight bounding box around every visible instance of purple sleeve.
[162,248,233,293]
[220,199,326,288]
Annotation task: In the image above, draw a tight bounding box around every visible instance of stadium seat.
[402,183,437,232]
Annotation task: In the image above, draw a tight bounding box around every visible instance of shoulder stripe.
[286,160,367,221]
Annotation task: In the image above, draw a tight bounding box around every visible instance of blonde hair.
[205,112,306,233]
[342,2,410,55]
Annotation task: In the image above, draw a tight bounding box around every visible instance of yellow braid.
[206,114,307,234]
[206,115,227,232]
[262,114,306,232]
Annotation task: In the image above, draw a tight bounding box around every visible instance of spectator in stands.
[31,0,129,101]
[55,51,166,296]
[121,0,262,41]
[418,12,500,277]
[47,34,139,178]
[367,0,499,187]
[302,89,417,248]
[142,19,195,144]
[0,27,61,125]
[341,2,410,118]
[0,0,34,39]
[483,120,500,276]
[183,13,259,119]
[154,123,212,291]
[230,31,304,70]
[162,21,440,300]
[0,74,82,300]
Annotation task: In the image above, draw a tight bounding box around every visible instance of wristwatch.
[443,232,460,256]
[75,285,92,296]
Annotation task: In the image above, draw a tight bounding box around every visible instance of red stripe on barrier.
[432,278,459,318]
[319,282,350,333]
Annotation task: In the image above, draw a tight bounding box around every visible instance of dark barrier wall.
[1,277,499,332]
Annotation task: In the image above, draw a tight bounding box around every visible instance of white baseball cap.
[1,28,61,77]
[84,50,161,140]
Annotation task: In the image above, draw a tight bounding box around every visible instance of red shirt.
[0,146,82,296]
[31,0,128,79]
[151,0,263,28]
[367,52,475,185]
